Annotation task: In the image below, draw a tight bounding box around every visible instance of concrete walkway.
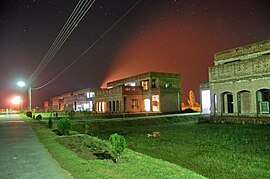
[0,114,73,179]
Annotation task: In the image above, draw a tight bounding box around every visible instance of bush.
[109,133,127,157]
[36,114,42,121]
[26,111,32,118]
[48,116,53,128]
[57,118,72,135]
[182,108,196,113]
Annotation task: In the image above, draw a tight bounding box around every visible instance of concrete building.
[94,72,181,113]
[207,39,270,117]
[44,88,96,112]
[64,88,95,111]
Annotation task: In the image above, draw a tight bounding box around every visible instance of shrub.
[57,118,72,135]
[48,116,53,128]
[182,108,196,113]
[26,111,32,118]
[36,114,42,121]
[109,133,127,159]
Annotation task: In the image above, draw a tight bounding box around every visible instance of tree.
[187,90,196,107]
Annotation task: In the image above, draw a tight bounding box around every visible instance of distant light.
[17,81,26,87]
[11,96,21,105]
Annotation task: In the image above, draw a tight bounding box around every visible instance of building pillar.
[250,90,258,116]
[233,91,238,115]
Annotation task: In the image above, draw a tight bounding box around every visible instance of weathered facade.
[208,39,270,117]
[94,72,181,113]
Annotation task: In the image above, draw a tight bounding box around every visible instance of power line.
[32,0,142,90]
[28,0,95,85]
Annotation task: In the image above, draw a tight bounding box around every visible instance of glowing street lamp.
[17,81,26,87]
[16,80,32,111]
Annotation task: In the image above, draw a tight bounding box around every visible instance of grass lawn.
[78,117,270,179]
[28,120,204,179]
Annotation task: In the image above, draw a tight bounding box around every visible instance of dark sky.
[0,0,270,109]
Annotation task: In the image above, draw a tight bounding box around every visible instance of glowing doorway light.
[201,90,211,114]
[144,99,151,112]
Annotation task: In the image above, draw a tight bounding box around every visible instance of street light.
[17,81,32,111]
[17,81,26,87]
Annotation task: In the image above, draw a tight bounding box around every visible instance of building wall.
[95,72,181,113]
[208,39,270,117]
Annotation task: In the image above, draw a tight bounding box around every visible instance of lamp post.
[17,81,32,111]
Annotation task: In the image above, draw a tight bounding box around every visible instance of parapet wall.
[214,39,270,62]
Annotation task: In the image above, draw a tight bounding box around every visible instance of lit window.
[165,82,172,88]
[141,80,149,90]
[152,95,159,112]
[90,92,95,97]
[132,99,139,109]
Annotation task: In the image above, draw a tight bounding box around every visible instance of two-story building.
[207,39,270,117]
[94,72,181,113]
[44,88,96,112]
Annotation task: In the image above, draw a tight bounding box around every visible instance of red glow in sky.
[102,1,270,102]
[102,14,229,102]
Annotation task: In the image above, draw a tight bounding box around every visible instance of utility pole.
[28,86,32,111]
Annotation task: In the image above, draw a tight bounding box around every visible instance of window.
[165,82,172,88]
[152,79,157,88]
[152,95,159,112]
[87,92,95,98]
[132,99,139,109]
[141,80,149,90]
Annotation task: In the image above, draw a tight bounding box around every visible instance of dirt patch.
[56,134,115,161]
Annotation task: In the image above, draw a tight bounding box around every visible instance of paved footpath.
[0,114,73,179]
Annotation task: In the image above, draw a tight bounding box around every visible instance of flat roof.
[214,39,270,62]
[107,71,180,87]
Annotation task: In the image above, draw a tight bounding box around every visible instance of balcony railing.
[209,55,270,82]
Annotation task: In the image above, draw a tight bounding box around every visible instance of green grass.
[76,117,270,179]
[29,121,204,179]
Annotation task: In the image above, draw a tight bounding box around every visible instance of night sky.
[0,0,270,109]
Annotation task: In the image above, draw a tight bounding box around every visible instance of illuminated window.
[87,92,95,98]
[90,92,95,97]
[141,80,149,90]
[165,82,172,88]
[144,99,151,112]
[152,95,159,112]
[125,82,136,86]
[132,99,139,109]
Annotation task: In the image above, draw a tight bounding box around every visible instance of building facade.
[208,39,270,117]
[44,88,96,112]
[94,72,181,113]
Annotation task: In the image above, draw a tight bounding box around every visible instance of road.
[0,114,73,179]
